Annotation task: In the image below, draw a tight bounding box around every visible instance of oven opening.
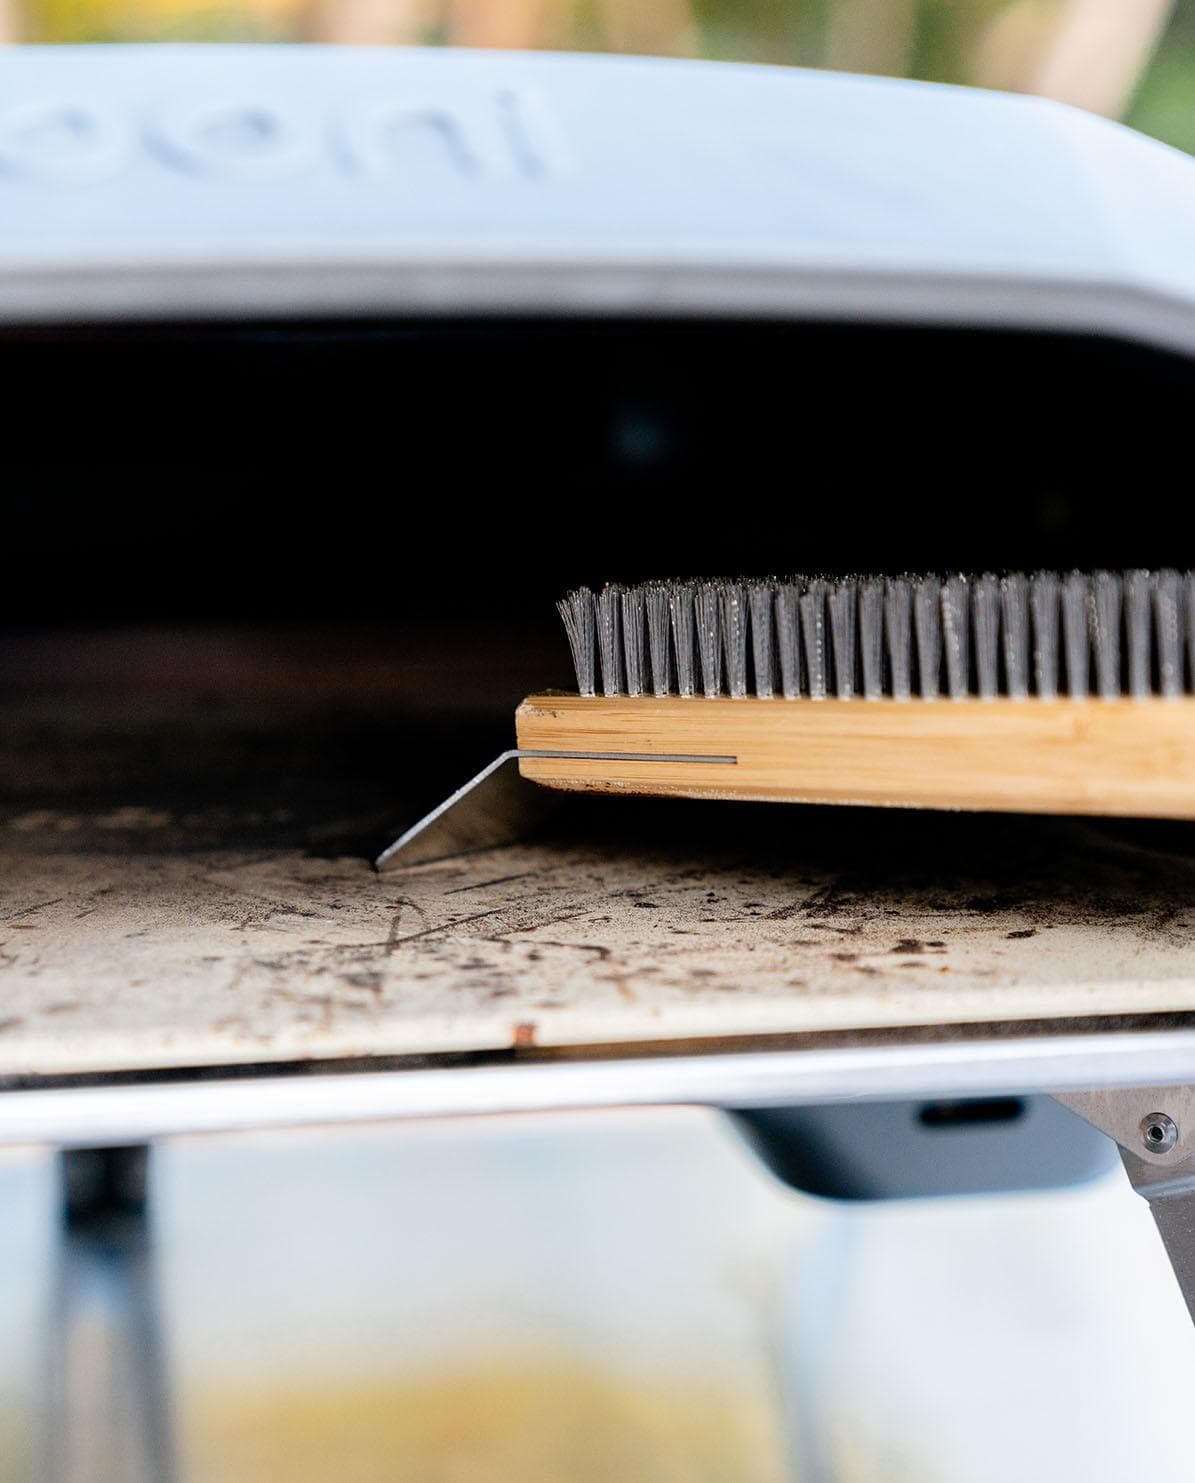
[4,317,1194,871]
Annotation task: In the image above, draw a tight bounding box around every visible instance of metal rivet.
[1141,1112,1179,1154]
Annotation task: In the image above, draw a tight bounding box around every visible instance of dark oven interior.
[3,316,1193,862]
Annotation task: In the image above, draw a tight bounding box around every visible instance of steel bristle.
[556,572,1195,700]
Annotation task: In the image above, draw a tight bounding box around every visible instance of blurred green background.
[5,0,1194,154]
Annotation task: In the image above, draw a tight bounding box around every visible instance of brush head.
[556,572,1194,701]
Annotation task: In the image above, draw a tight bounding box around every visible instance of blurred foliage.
[1130,5,1195,152]
[12,0,1195,154]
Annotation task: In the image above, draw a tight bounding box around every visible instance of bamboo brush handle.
[515,693,1195,819]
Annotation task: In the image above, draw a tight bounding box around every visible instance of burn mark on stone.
[966,894,1025,914]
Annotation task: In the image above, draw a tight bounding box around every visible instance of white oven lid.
[0,44,1192,352]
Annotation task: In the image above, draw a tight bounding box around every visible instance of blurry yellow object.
[31,0,308,43]
[184,1362,788,1483]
